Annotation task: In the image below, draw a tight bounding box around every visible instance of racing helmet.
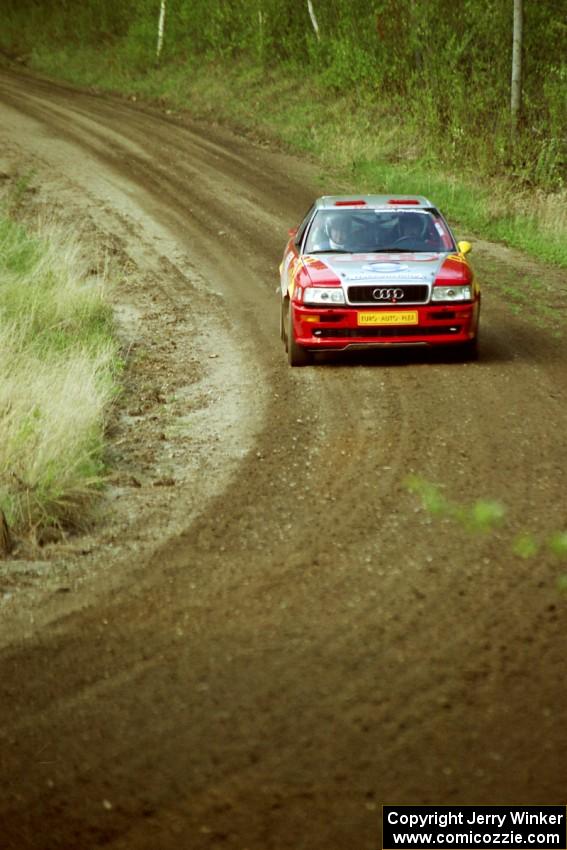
[325,214,351,247]
[400,212,426,239]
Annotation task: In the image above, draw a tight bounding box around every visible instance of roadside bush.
[0,196,120,539]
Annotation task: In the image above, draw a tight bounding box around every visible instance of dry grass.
[0,192,120,541]
[523,190,567,239]
[0,337,116,533]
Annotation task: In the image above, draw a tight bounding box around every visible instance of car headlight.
[431,285,473,302]
[303,287,345,305]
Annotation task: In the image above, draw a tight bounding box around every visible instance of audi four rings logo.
[372,287,405,301]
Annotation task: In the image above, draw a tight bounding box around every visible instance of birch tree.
[307,0,320,41]
[156,0,166,60]
[511,0,523,137]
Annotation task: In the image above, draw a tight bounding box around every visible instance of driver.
[399,213,426,244]
[326,215,350,251]
[308,213,354,252]
[325,214,351,250]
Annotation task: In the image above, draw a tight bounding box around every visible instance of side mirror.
[288,226,298,239]
[457,240,472,255]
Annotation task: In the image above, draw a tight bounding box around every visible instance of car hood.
[303,252,446,287]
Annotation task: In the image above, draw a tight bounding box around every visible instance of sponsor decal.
[362,262,408,273]
[447,253,470,266]
[291,256,302,276]
[328,252,440,263]
[282,251,294,279]
[346,272,426,282]
[284,254,304,297]
[329,254,373,263]
[282,251,294,295]
[303,256,330,270]
[403,253,441,262]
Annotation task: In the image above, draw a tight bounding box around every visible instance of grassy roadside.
[0,178,121,546]
[8,47,567,269]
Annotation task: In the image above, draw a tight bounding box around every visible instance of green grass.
[0,187,121,540]
[351,161,567,267]
[15,46,567,269]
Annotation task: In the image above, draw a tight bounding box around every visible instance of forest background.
[1,0,566,264]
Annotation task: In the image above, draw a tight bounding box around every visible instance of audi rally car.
[280,195,480,366]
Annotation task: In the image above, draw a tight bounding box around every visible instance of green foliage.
[1,0,565,191]
[549,532,567,559]
[0,0,565,266]
[512,533,540,559]
[352,158,567,266]
[406,476,567,588]
[467,500,507,533]
[2,0,565,190]
[405,475,506,534]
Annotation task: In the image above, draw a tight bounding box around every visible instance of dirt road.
[0,68,566,850]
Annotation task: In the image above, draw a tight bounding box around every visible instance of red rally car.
[280,195,480,366]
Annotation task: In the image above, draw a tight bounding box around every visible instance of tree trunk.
[156,0,166,61]
[307,0,320,41]
[511,0,523,138]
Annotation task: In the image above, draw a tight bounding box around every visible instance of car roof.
[315,195,434,210]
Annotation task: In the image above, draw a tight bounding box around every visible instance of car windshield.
[303,208,455,255]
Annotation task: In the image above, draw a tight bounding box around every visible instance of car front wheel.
[459,336,479,361]
[280,297,287,343]
[284,300,313,367]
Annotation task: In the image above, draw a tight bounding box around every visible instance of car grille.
[314,325,462,339]
[347,285,429,304]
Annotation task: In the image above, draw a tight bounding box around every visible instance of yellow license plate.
[357,311,419,326]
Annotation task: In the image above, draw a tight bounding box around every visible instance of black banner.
[382,806,567,849]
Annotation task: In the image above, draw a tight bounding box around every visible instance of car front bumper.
[291,302,480,350]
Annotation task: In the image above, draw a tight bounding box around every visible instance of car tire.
[286,300,313,367]
[458,336,479,361]
[280,298,287,344]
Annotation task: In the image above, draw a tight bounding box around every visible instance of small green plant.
[405,475,506,534]
[511,533,540,560]
[549,532,567,559]
[405,475,567,590]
